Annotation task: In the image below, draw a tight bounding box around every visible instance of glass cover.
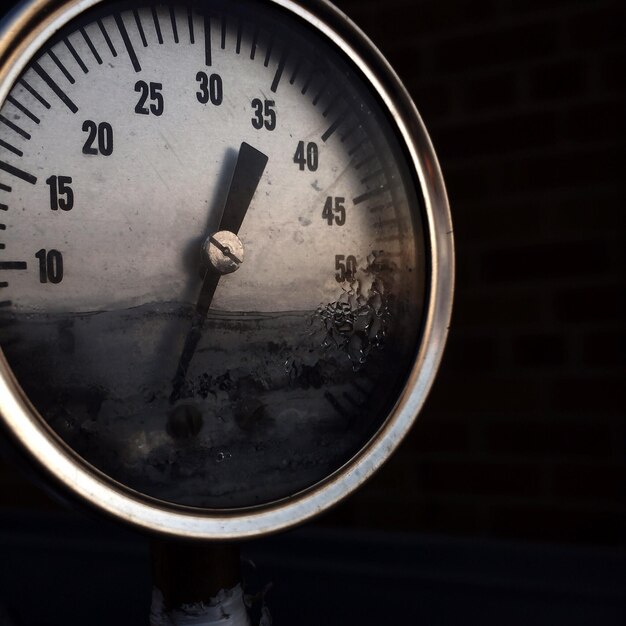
[0,0,427,508]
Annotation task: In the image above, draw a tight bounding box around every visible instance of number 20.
[82,120,113,156]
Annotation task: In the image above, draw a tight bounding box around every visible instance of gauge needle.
[170,142,268,404]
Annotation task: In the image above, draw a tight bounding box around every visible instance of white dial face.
[0,0,427,508]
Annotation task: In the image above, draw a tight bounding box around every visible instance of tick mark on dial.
[115,14,141,72]
[0,261,27,270]
[271,48,288,92]
[48,49,74,84]
[204,13,212,65]
[133,10,148,47]
[0,161,36,184]
[32,62,78,113]
[170,7,179,43]
[97,19,117,57]
[64,38,88,74]
[80,28,103,64]
[151,7,163,44]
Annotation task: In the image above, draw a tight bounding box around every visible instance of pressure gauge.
[0,0,453,538]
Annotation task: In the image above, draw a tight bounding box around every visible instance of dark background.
[324,0,626,546]
[0,0,624,624]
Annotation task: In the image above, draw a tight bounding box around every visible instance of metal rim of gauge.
[0,0,454,539]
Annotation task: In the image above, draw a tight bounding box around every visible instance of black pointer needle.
[170,142,268,404]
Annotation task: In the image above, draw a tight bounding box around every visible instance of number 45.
[322,196,346,226]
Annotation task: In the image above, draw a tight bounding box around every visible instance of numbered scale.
[0,0,453,538]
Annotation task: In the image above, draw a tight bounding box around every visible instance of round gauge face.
[0,0,429,510]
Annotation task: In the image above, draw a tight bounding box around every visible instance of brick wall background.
[320,0,625,544]
[0,0,623,547]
